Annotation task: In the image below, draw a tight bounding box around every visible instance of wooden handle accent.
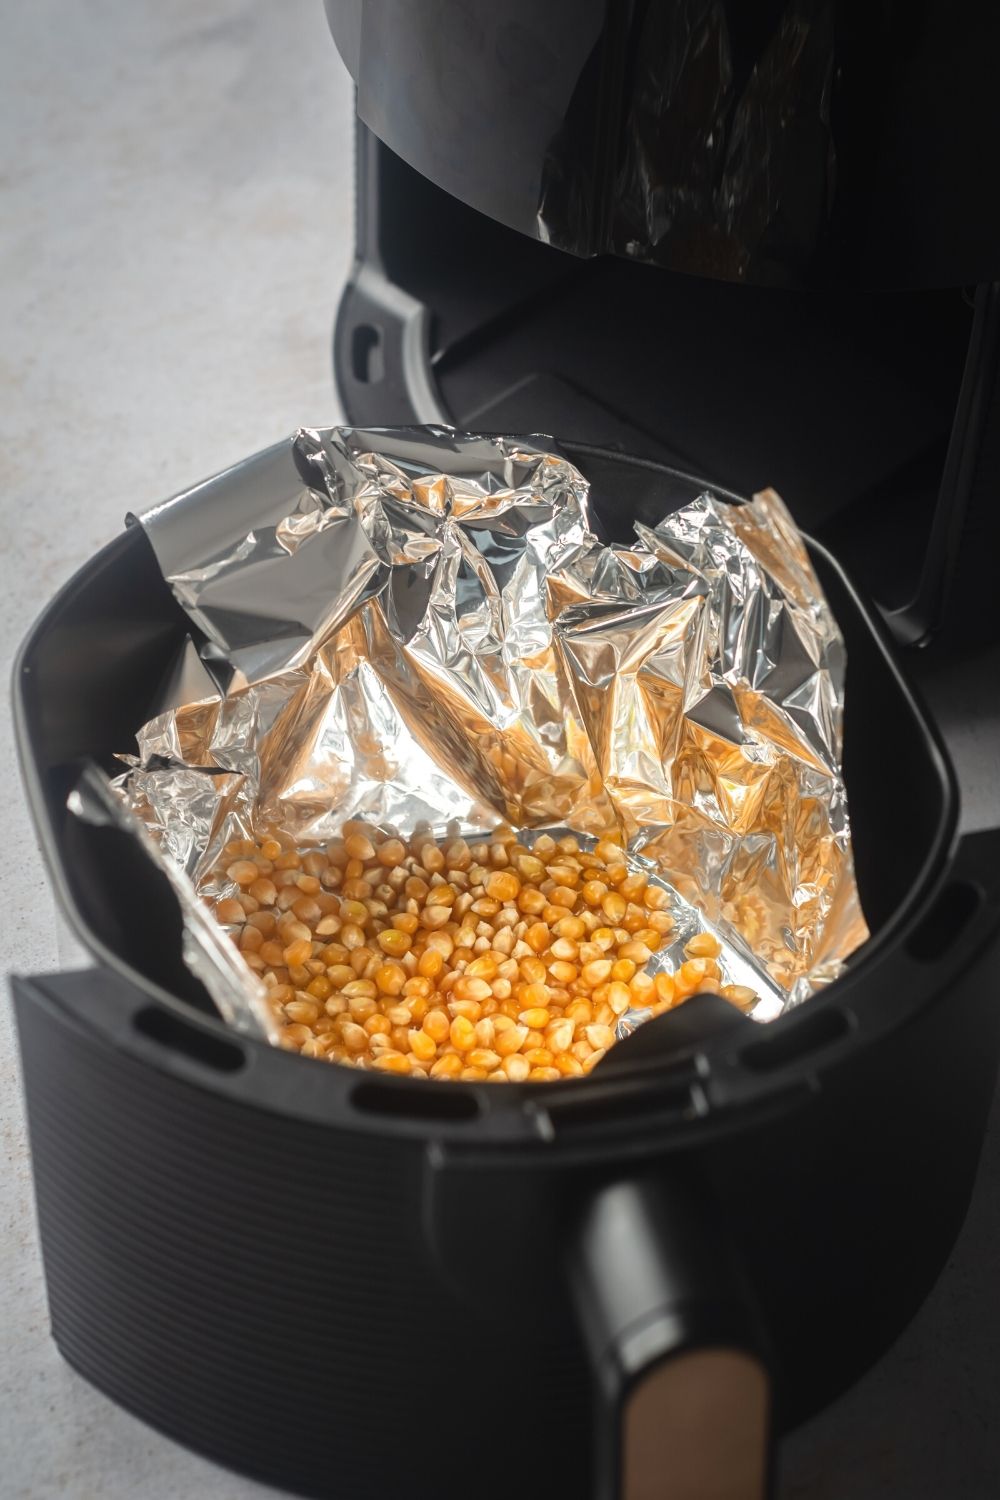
[623,1348,770,1500]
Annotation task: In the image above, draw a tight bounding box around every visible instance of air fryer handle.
[568,1175,772,1500]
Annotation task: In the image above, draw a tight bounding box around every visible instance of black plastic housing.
[324,1,1000,289]
[11,444,1000,1498]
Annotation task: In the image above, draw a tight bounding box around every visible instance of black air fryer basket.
[12,441,1000,1500]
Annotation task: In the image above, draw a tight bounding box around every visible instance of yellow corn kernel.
[450,976,489,1004]
[580,958,613,988]
[430,1053,463,1079]
[377,928,412,957]
[515,951,544,981]
[450,1015,476,1052]
[618,941,652,965]
[421,1007,450,1043]
[484,869,521,903]
[377,838,406,868]
[518,1007,551,1030]
[608,981,632,1016]
[215,897,246,925]
[406,1028,436,1062]
[554,916,586,943]
[495,1024,529,1057]
[342,978,377,998]
[420,844,446,874]
[629,972,655,1003]
[474,1017,495,1047]
[585,1023,615,1051]
[339,1021,368,1053]
[371,1051,412,1074]
[403,976,434,999]
[239,925,264,953]
[517,887,547,916]
[722,984,758,1011]
[340,922,365,950]
[600,891,626,923]
[629,928,661,953]
[416,947,444,980]
[282,939,313,967]
[339,898,370,927]
[375,962,407,996]
[581,880,608,907]
[555,1054,584,1076]
[523,921,551,953]
[546,1020,574,1054]
[685,931,722,958]
[283,997,319,1026]
[647,971,672,1004]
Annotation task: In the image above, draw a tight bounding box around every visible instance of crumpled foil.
[116,426,867,1027]
[69,763,274,1038]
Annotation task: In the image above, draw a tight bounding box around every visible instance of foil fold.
[68,763,274,1039]
[118,426,867,1019]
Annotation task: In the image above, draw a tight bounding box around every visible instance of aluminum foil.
[68,763,274,1039]
[117,426,867,1025]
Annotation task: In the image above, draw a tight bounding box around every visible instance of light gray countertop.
[1,4,997,1498]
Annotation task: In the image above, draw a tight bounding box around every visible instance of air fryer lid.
[325,1,1000,288]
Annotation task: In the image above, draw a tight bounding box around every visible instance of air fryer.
[10,4,1000,1499]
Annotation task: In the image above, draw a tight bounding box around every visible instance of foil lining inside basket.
[110,426,868,1047]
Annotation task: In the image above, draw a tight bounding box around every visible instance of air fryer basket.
[12,443,1000,1500]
